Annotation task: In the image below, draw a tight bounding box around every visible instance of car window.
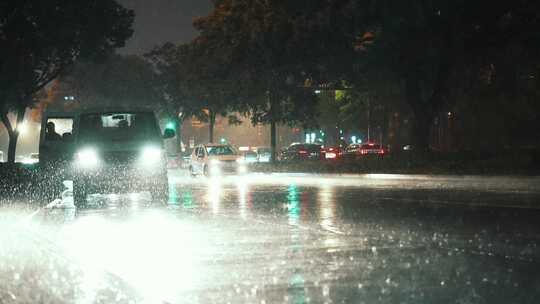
[206,146,235,156]
[291,145,304,151]
[305,144,321,152]
[196,147,205,157]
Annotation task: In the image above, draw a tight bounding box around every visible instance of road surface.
[1,173,540,303]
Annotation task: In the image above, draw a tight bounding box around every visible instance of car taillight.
[361,149,368,154]
[378,150,385,154]
[299,150,308,154]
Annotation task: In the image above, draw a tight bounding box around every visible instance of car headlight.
[76,148,99,168]
[141,146,162,164]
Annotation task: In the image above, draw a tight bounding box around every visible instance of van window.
[45,118,73,142]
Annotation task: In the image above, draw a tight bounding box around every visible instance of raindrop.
[322,284,330,297]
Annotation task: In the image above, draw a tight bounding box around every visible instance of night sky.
[117,0,213,54]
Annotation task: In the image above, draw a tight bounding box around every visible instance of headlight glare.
[76,148,99,168]
[141,146,162,163]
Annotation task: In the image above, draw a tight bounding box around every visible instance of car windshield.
[305,144,321,152]
[78,112,160,142]
[361,144,382,149]
[206,145,236,156]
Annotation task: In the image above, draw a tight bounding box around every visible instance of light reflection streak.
[238,182,249,220]
[60,212,202,303]
[318,184,337,233]
[287,184,301,226]
[207,177,222,214]
[286,184,306,303]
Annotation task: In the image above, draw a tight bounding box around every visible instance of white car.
[189,144,246,176]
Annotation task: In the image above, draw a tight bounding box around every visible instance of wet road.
[2,173,540,303]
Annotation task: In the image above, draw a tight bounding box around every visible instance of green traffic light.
[166,121,176,130]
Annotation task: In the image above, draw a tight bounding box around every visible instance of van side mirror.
[163,128,175,139]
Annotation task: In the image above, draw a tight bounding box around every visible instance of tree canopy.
[0,0,134,162]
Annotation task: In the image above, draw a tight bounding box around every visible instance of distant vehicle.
[346,142,386,157]
[166,153,181,169]
[189,143,246,176]
[403,144,414,151]
[241,150,259,163]
[280,143,324,162]
[322,146,345,160]
[21,153,39,165]
[254,147,271,163]
[40,109,175,207]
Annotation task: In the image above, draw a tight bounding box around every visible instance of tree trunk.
[411,110,431,151]
[7,131,19,163]
[1,106,26,163]
[405,76,433,151]
[209,110,215,143]
[175,115,183,154]
[270,119,277,163]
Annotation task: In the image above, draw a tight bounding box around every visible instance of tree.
[192,0,351,161]
[146,40,247,145]
[352,1,540,150]
[61,54,161,109]
[0,0,134,162]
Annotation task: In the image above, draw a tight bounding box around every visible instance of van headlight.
[141,146,162,164]
[76,148,99,168]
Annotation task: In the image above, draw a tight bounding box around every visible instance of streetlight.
[17,122,28,136]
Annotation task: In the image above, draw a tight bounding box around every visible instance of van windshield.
[78,112,160,142]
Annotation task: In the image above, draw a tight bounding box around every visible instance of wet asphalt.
[1,172,540,303]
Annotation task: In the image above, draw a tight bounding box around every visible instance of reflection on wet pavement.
[1,173,540,303]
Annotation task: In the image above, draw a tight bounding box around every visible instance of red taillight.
[360,149,368,155]
[299,150,308,154]
[378,150,385,154]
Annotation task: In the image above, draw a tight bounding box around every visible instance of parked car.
[21,153,39,165]
[322,146,345,160]
[280,143,324,161]
[346,142,387,158]
[254,147,272,163]
[241,150,259,163]
[189,143,246,176]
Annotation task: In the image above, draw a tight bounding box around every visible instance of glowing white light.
[76,148,99,168]
[60,212,202,302]
[141,146,161,163]
[17,123,28,135]
[238,164,247,174]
